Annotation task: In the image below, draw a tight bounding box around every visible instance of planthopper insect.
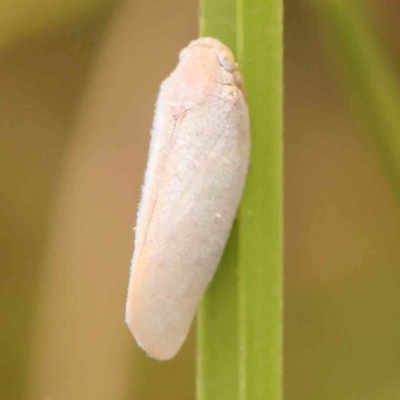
[125,37,250,360]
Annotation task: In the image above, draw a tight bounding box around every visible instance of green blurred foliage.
[0,0,110,49]
[0,3,114,399]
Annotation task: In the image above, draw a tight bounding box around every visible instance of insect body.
[126,37,250,360]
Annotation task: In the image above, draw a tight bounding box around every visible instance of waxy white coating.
[125,37,250,360]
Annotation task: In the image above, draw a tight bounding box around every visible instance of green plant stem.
[238,0,283,399]
[197,3,239,399]
[197,223,239,400]
[197,0,283,399]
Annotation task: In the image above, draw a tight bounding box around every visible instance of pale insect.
[125,37,250,360]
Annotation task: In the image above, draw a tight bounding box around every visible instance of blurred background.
[1,0,399,399]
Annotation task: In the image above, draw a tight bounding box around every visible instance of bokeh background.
[1,0,399,399]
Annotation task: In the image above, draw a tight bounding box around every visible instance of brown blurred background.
[1,0,399,399]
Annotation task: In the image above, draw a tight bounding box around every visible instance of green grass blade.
[198,0,283,399]
[238,0,284,399]
[197,223,239,400]
[200,0,237,51]
[197,3,239,399]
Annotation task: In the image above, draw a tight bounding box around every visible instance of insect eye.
[217,50,237,72]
